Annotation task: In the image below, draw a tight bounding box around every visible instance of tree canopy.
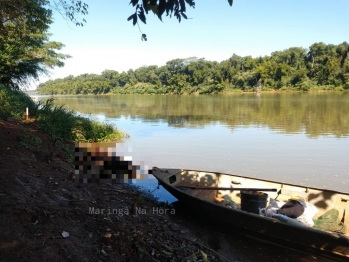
[37,42,349,95]
[0,0,88,88]
[1,0,234,88]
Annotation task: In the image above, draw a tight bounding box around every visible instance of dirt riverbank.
[0,118,333,262]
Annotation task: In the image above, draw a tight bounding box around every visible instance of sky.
[34,0,349,89]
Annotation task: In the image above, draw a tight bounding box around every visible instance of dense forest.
[37,42,349,95]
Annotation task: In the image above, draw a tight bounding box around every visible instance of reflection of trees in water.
[40,92,349,137]
[167,115,208,128]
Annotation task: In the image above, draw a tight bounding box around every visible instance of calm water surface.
[38,92,349,198]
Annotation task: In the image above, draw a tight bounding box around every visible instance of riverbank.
[0,118,335,262]
[35,87,348,96]
[32,88,348,97]
[0,118,227,261]
[0,85,340,261]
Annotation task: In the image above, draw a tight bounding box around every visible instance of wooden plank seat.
[175,181,217,201]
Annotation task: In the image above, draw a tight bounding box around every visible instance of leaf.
[228,0,233,6]
[166,0,175,16]
[148,3,158,14]
[181,12,187,19]
[141,34,147,41]
[162,251,173,256]
[138,6,147,24]
[133,14,138,26]
[174,10,181,23]
[157,0,166,20]
[185,0,195,8]
[199,250,208,262]
[179,0,186,12]
[129,0,139,7]
[142,0,149,13]
[127,14,135,21]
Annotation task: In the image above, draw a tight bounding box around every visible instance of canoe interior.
[155,168,349,237]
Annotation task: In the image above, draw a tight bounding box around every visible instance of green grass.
[0,85,127,145]
[0,84,39,120]
[37,98,127,144]
[18,135,42,151]
[73,115,128,142]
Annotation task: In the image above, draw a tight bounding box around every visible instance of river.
[37,92,348,261]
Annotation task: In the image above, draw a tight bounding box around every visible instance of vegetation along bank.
[37,42,349,95]
[0,87,329,262]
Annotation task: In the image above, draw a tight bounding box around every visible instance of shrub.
[334,86,344,91]
[18,135,42,151]
[37,98,76,145]
[73,116,127,142]
[0,85,39,120]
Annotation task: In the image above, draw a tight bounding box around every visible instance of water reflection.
[133,178,177,203]
[41,92,349,137]
[36,93,349,192]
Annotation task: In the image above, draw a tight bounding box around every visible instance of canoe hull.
[153,168,349,261]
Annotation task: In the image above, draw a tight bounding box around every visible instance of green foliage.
[73,116,127,142]
[0,0,51,34]
[128,0,234,25]
[0,84,126,147]
[36,98,126,144]
[295,78,316,91]
[0,88,12,120]
[18,135,42,151]
[127,0,196,40]
[0,84,39,120]
[37,42,349,95]
[0,0,71,88]
[0,1,88,29]
[127,1,235,40]
[50,0,88,26]
[37,98,76,144]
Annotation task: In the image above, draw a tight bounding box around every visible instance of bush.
[37,98,76,144]
[36,98,126,144]
[317,85,335,91]
[0,85,127,160]
[296,78,317,91]
[334,86,344,91]
[0,85,39,120]
[18,135,42,151]
[73,116,126,142]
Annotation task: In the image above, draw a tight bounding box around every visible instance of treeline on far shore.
[38,42,349,95]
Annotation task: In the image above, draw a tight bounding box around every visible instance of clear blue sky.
[36,0,349,87]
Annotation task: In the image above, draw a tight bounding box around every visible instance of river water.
[38,92,349,201]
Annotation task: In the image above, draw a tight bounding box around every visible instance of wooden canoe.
[152,167,349,261]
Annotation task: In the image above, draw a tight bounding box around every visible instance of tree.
[1,0,236,89]
[0,0,88,88]
[127,0,233,41]
[0,0,50,34]
[0,0,88,29]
